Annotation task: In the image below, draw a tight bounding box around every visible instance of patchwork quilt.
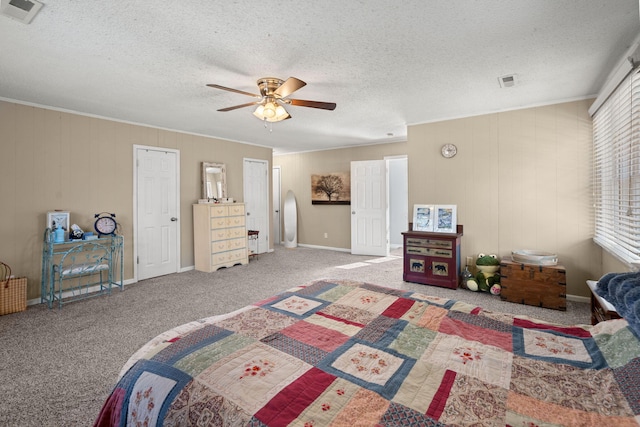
[95,279,640,426]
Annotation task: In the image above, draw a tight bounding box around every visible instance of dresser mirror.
[202,162,227,200]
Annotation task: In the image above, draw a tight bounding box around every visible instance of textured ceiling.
[1,1,639,154]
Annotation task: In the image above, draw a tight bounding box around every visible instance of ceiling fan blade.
[288,99,337,110]
[218,101,261,112]
[274,77,306,98]
[207,84,260,98]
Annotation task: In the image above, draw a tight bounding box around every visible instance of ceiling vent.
[0,0,43,24]
[498,74,518,88]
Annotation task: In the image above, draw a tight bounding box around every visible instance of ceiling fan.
[207,77,336,123]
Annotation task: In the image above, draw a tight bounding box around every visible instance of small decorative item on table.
[94,212,118,237]
[69,224,84,241]
[47,211,70,235]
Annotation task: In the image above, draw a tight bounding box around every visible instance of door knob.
[170,217,178,221]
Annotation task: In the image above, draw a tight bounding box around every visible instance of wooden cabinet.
[500,259,566,310]
[587,280,621,324]
[402,228,463,289]
[193,203,248,272]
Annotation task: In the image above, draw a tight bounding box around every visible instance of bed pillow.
[596,272,640,338]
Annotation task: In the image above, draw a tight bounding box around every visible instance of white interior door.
[135,146,180,280]
[350,160,389,256]
[272,166,282,245]
[243,158,269,253]
[387,156,408,248]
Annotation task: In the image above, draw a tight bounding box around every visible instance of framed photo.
[47,211,70,231]
[413,204,435,231]
[434,205,457,233]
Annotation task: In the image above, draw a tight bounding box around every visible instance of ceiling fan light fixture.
[263,101,277,118]
[209,76,332,123]
[253,101,290,122]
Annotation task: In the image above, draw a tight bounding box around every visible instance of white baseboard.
[297,243,350,253]
[566,294,590,304]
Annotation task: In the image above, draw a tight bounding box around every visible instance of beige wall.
[276,99,601,298]
[274,143,409,248]
[0,98,612,300]
[0,100,272,300]
[409,99,599,297]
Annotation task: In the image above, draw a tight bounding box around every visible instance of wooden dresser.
[193,203,248,272]
[402,227,463,289]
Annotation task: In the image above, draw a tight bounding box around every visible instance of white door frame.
[385,155,408,249]
[243,157,270,253]
[132,145,181,281]
[272,166,282,245]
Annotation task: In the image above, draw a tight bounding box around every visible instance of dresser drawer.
[210,215,246,229]
[212,240,231,252]
[226,216,245,228]
[227,237,246,250]
[210,205,228,217]
[212,248,247,267]
[228,204,245,216]
[211,217,228,229]
[211,228,229,241]
[213,227,248,241]
[228,227,246,239]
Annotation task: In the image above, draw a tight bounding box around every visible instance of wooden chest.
[499,259,566,310]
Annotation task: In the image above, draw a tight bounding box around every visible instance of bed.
[94,278,640,426]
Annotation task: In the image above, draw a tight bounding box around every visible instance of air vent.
[0,0,43,24]
[498,74,518,88]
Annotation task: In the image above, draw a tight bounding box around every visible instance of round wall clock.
[94,212,117,236]
[441,144,457,158]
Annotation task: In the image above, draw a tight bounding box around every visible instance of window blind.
[592,68,640,266]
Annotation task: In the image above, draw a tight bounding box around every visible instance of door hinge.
[137,256,139,264]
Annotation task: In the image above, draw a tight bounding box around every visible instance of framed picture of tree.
[311,172,350,205]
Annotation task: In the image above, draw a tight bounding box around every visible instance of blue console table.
[41,228,123,308]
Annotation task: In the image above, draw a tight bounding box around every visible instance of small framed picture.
[413,204,435,231]
[432,261,449,276]
[434,205,457,233]
[409,258,425,273]
[47,211,70,231]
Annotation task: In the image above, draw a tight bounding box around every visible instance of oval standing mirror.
[202,162,227,201]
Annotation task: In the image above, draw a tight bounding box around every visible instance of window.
[592,68,640,266]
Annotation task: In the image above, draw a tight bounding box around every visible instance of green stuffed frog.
[475,254,501,293]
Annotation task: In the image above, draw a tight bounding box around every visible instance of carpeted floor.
[0,245,590,426]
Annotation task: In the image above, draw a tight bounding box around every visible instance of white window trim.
[592,68,640,270]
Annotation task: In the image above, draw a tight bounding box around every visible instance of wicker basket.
[0,262,27,315]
